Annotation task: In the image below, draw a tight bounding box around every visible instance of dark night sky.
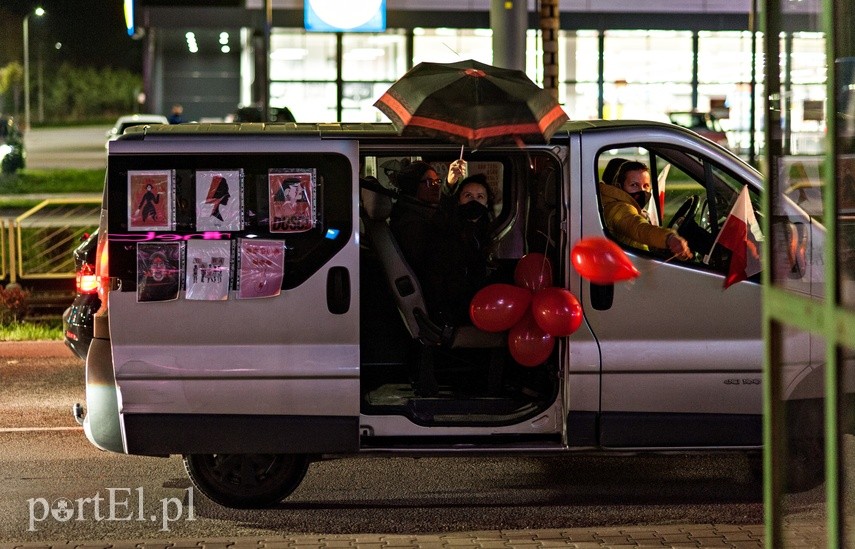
[1,0,143,72]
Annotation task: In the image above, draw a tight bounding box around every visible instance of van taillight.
[95,233,109,307]
[76,263,98,294]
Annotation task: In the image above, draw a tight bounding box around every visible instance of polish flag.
[711,185,762,289]
[647,164,670,226]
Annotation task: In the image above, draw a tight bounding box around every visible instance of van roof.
[118,119,684,142]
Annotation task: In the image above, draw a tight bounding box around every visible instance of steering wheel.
[667,195,700,229]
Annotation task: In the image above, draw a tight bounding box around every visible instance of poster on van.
[185,240,231,300]
[268,169,316,233]
[137,242,182,302]
[236,239,285,299]
[128,170,174,231]
[196,170,243,231]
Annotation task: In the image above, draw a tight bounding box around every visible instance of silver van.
[80,120,826,508]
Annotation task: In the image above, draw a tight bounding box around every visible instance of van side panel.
[105,137,361,455]
[123,414,357,454]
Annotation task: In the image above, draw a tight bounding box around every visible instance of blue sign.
[305,0,386,33]
[124,0,135,36]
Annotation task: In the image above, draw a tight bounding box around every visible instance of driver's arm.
[609,202,692,259]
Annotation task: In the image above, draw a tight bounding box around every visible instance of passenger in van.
[391,163,501,396]
[431,173,497,325]
[391,161,498,324]
[599,160,692,260]
[389,160,445,287]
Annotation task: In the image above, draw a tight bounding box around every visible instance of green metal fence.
[6,198,101,283]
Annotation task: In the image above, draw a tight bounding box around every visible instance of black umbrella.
[374,59,568,149]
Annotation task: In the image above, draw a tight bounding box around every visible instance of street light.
[23,6,45,132]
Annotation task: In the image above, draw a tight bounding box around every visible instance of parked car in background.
[668,111,731,149]
[0,115,25,174]
[105,114,169,149]
[230,105,295,123]
[63,230,100,361]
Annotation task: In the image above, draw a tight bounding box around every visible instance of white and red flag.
[709,185,763,289]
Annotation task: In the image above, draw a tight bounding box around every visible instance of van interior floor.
[363,383,544,424]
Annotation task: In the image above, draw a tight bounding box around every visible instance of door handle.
[590,282,613,311]
[326,266,350,314]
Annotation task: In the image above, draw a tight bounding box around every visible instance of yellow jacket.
[598,182,676,252]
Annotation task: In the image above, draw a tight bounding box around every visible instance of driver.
[599,160,692,260]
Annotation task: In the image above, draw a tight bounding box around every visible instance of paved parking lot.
[24,126,109,170]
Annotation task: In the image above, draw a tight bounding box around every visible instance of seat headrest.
[360,179,394,221]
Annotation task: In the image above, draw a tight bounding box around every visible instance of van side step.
[358,433,564,453]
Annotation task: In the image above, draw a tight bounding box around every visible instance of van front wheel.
[184,453,310,508]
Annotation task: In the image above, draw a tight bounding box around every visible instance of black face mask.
[630,190,652,209]
[458,200,489,222]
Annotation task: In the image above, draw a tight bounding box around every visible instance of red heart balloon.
[570,237,640,284]
[469,283,532,332]
[513,252,553,291]
[508,313,555,367]
[531,287,583,337]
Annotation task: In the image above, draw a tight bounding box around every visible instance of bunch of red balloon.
[469,238,639,367]
[469,252,579,367]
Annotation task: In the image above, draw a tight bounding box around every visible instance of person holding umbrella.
[433,172,497,325]
[390,160,501,395]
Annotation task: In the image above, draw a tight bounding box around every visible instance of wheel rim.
[185,453,309,508]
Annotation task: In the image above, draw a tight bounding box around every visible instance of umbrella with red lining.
[374,59,569,149]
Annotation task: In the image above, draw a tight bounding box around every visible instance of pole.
[37,43,44,123]
[539,0,560,99]
[261,0,272,122]
[749,0,757,166]
[23,14,30,132]
[490,0,526,71]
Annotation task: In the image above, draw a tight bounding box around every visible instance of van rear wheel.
[184,453,309,508]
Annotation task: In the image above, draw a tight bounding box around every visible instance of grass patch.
[0,169,104,195]
[0,198,44,209]
[0,319,63,341]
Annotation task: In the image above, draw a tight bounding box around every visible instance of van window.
[596,146,761,278]
[106,152,352,291]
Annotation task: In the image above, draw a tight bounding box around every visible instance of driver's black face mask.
[630,190,652,209]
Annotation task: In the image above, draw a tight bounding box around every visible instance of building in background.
[134,0,824,157]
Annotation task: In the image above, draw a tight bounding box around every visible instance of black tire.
[786,435,825,493]
[785,399,825,493]
[183,453,310,508]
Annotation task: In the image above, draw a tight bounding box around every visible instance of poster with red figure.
[128,170,173,231]
[268,169,316,233]
[196,169,243,231]
[237,239,285,299]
